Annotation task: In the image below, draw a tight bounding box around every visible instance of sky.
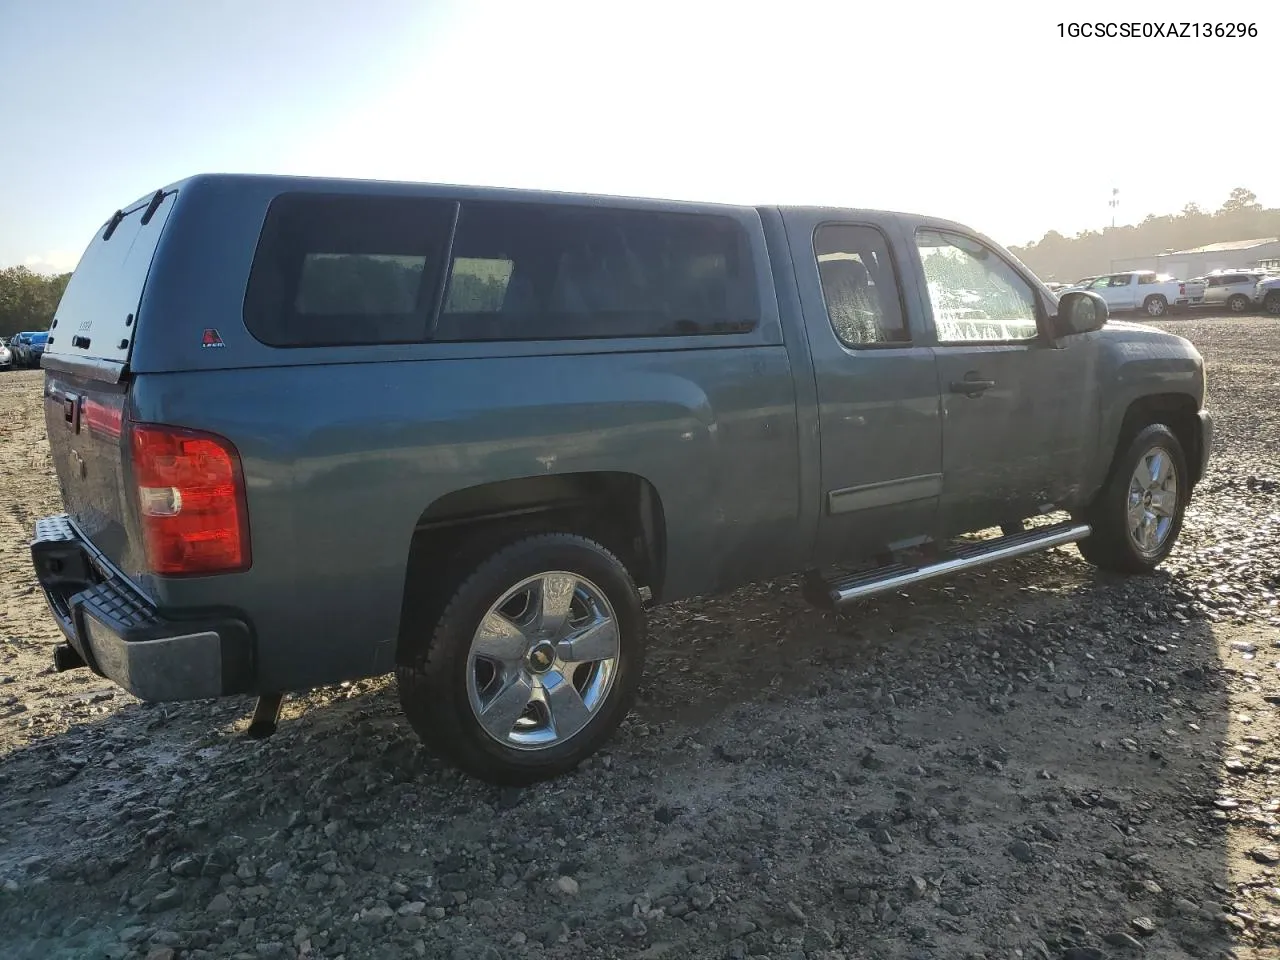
[1,0,1276,274]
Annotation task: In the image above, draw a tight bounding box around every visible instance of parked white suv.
[1198,271,1272,313]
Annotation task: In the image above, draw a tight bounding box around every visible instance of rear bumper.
[30,515,254,701]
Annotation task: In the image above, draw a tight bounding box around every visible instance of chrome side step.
[826,522,1091,609]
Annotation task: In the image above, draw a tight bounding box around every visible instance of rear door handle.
[949,377,996,395]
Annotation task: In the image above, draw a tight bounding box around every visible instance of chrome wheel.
[466,572,619,750]
[1144,297,1166,317]
[1126,446,1178,557]
[1228,295,1249,313]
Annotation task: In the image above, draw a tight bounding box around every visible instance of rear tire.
[1227,294,1250,314]
[396,533,646,785]
[1265,291,1280,316]
[1143,295,1168,318]
[1077,423,1187,574]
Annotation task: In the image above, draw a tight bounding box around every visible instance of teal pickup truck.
[31,174,1211,784]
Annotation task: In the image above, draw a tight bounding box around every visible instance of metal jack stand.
[246,693,285,739]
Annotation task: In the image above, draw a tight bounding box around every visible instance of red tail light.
[129,423,251,576]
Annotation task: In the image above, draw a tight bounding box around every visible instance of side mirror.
[1052,290,1107,337]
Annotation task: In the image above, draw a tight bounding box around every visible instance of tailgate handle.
[71,335,91,350]
[63,393,81,432]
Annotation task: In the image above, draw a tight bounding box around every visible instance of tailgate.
[42,188,178,579]
[44,189,176,376]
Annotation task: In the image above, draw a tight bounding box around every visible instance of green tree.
[0,267,71,339]
[1220,187,1260,214]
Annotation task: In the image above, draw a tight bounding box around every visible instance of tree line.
[0,267,71,340]
[1010,188,1277,283]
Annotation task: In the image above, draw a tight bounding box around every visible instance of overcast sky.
[1,0,1275,273]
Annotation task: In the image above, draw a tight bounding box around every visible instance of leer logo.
[201,329,225,349]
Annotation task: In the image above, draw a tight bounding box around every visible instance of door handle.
[949,377,996,395]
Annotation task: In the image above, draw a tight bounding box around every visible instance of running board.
[825,522,1091,609]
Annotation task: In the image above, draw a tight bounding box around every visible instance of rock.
[686,866,707,884]
[785,901,807,924]
[552,875,580,897]
[689,884,715,911]
[1174,897,1200,917]
[1130,916,1157,937]
[145,950,175,960]
[256,944,285,959]
[208,893,233,913]
[1007,840,1035,863]
[1062,949,1105,960]
[1249,846,1280,865]
[360,906,394,923]
[1065,685,1084,700]
[618,917,648,939]
[151,887,182,911]
[264,860,290,883]
[170,856,201,878]
[1103,931,1144,949]
[861,750,887,771]
[727,919,757,938]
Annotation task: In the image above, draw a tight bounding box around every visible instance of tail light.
[129,423,251,576]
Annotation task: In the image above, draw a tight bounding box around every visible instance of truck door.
[1105,273,1138,311]
[780,211,942,565]
[906,226,1097,535]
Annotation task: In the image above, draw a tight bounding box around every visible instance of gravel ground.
[1,314,1278,960]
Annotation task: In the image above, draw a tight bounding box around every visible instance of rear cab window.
[813,223,909,347]
[243,194,760,347]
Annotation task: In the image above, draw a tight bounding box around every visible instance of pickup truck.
[30,175,1213,785]
[1254,275,1280,315]
[1064,271,1206,317]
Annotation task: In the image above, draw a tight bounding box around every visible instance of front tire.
[1265,291,1280,316]
[1143,295,1168,318]
[396,533,646,785]
[1077,423,1187,573]
[1227,294,1250,314]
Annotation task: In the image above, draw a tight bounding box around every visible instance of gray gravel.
[1,313,1279,960]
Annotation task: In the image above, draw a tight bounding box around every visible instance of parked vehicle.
[1255,276,1280,315]
[1197,270,1273,313]
[22,331,48,367]
[31,174,1213,784]
[1063,271,1205,317]
[10,333,32,365]
[10,331,49,367]
[0,339,12,371]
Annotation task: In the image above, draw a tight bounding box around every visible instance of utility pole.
[1109,187,1120,229]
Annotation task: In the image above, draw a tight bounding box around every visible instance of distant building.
[1110,237,1280,279]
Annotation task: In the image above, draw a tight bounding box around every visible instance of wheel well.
[397,473,666,657]
[1118,393,1203,485]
